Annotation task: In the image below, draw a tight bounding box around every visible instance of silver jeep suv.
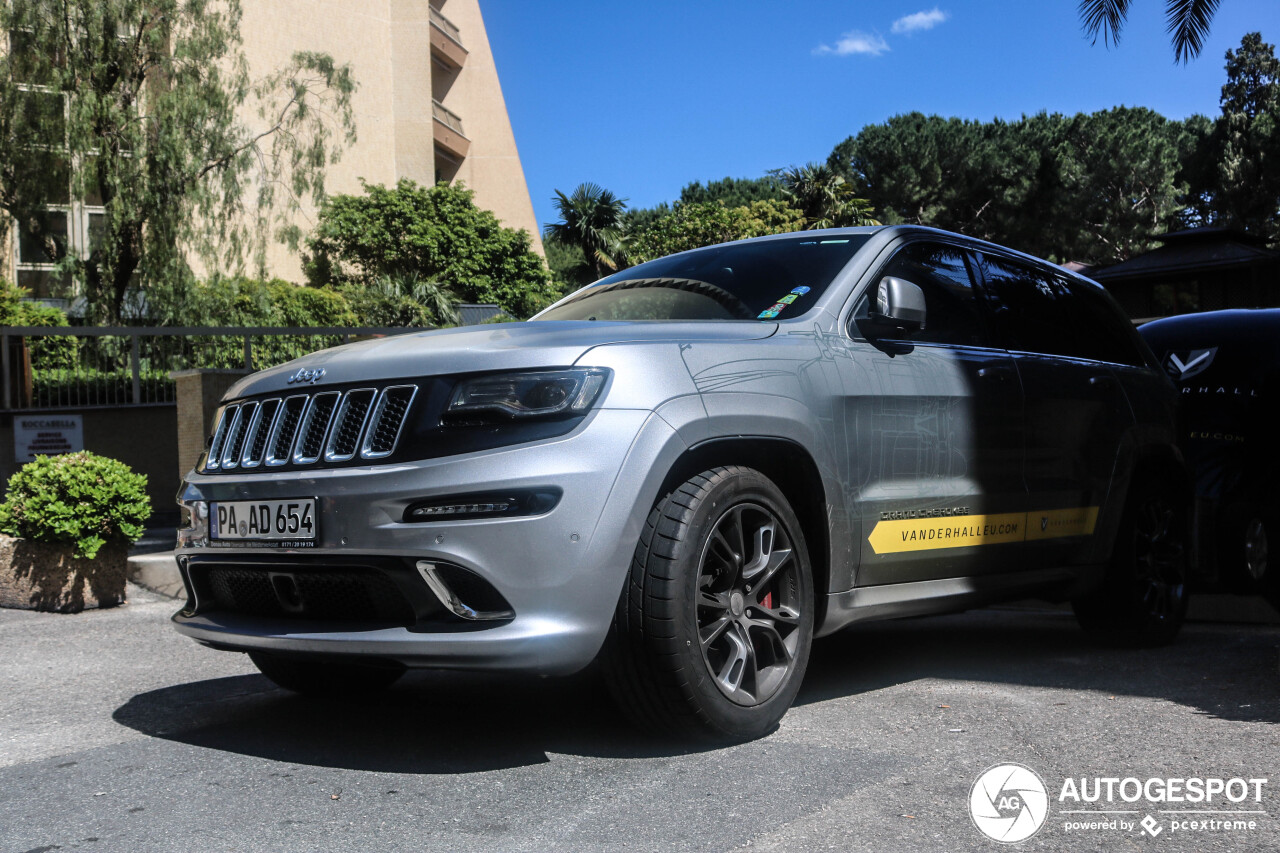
[173,226,1186,740]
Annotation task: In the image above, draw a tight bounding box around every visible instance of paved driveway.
[1,587,1278,852]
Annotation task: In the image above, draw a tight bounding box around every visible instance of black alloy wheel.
[696,502,806,707]
[602,466,815,741]
[1073,476,1189,646]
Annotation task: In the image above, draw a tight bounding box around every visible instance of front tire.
[1073,476,1189,646]
[602,466,815,741]
[249,652,405,697]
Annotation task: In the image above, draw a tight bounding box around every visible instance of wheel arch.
[653,436,833,629]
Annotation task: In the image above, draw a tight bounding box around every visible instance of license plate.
[210,499,317,541]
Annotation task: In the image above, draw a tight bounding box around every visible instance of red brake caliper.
[762,590,774,610]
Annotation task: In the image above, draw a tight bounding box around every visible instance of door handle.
[977,366,1011,381]
[1089,375,1115,389]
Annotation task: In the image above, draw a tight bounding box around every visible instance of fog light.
[409,501,512,519]
[402,489,560,522]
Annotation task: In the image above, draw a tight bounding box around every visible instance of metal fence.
[1,326,427,411]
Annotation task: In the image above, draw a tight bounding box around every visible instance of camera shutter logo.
[969,763,1049,843]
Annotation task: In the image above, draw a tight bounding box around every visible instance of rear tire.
[1244,514,1280,614]
[249,652,405,697]
[1073,476,1189,646]
[602,466,815,742]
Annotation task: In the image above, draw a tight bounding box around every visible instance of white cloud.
[813,30,890,57]
[891,8,949,35]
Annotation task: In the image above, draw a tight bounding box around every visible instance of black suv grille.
[205,566,416,624]
[204,384,418,473]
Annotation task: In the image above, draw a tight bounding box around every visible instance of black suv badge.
[1164,348,1217,381]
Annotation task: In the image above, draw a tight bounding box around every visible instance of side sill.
[817,567,1091,637]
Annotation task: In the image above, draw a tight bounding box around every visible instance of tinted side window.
[1064,280,1149,366]
[974,253,1083,358]
[858,241,989,347]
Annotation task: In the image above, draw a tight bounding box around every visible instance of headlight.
[445,368,609,421]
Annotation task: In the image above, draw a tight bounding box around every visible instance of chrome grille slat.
[293,392,341,464]
[325,389,377,462]
[205,404,237,471]
[220,402,256,470]
[241,398,280,468]
[266,395,308,466]
[362,385,417,459]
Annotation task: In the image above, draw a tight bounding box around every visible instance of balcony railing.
[429,6,463,47]
[432,100,466,138]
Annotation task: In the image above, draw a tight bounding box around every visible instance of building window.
[8,29,107,304]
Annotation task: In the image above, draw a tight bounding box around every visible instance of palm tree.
[544,182,628,280]
[774,164,878,229]
[371,272,461,326]
[1078,0,1222,64]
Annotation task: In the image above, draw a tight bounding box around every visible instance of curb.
[127,551,184,599]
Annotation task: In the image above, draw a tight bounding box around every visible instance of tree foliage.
[1078,0,1223,63]
[187,276,358,327]
[0,279,67,328]
[0,0,356,324]
[679,175,784,208]
[627,200,804,264]
[773,163,878,229]
[304,180,555,319]
[543,182,628,279]
[1205,32,1280,241]
[543,236,594,295]
[0,279,75,369]
[829,109,1198,263]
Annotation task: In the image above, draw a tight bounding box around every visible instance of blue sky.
[482,1,1280,233]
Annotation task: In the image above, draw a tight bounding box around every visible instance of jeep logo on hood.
[286,367,327,385]
[1163,348,1217,382]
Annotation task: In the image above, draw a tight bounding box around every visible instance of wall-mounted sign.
[14,415,84,463]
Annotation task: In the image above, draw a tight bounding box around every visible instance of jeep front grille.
[203,384,418,472]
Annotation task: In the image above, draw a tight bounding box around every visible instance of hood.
[225,320,776,399]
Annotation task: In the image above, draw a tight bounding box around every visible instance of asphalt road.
[1,586,1278,853]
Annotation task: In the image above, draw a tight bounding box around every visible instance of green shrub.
[0,279,78,371]
[303,179,558,318]
[0,452,152,559]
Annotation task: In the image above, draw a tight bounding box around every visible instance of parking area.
[1,586,1277,852]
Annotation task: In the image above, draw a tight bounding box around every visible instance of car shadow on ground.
[800,609,1280,724]
[112,609,1280,774]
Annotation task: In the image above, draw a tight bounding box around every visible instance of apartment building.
[4,0,542,296]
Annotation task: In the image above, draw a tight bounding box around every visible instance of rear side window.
[973,253,1081,357]
[1064,280,1149,367]
[972,253,1075,356]
[975,252,1147,365]
[857,241,989,347]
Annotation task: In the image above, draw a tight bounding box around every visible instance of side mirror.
[870,276,926,333]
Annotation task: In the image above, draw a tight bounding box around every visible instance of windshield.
[534,234,871,322]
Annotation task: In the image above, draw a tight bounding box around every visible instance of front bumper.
[172,408,682,675]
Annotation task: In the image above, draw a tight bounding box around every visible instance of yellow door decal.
[868,507,1099,554]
